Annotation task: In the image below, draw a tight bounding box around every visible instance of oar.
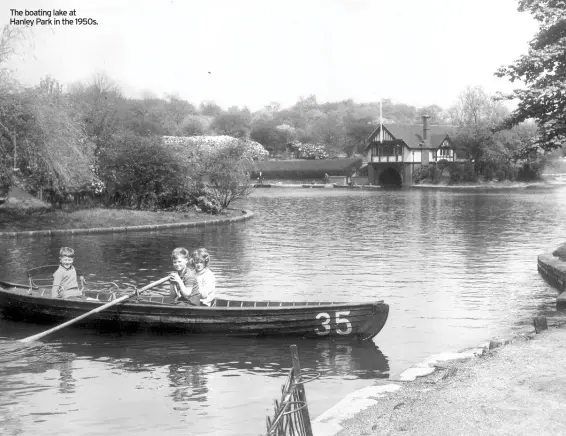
[19,276,170,344]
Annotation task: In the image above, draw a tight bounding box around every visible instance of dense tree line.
[2,0,565,204]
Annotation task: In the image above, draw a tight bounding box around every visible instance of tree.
[0,25,29,196]
[68,73,123,155]
[495,0,566,151]
[0,78,99,197]
[250,122,296,155]
[200,101,222,117]
[309,111,345,155]
[179,114,209,136]
[449,86,509,172]
[416,105,449,124]
[210,107,252,139]
[344,116,374,157]
[382,99,418,124]
[161,95,197,135]
[204,143,254,208]
[98,134,183,208]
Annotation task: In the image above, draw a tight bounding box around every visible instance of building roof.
[384,124,454,149]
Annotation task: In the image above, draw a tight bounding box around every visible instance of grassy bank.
[0,208,233,233]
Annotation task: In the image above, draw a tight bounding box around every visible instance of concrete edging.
[312,328,552,436]
[0,209,254,239]
[538,244,566,307]
[312,343,488,436]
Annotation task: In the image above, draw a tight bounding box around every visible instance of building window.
[438,148,450,158]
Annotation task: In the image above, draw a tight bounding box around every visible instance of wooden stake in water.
[290,344,313,436]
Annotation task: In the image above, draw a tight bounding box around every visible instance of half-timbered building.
[363,115,465,186]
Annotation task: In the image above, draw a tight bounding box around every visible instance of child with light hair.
[190,248,216,306]
[52,247,85,299]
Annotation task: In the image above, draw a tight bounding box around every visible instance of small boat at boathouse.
[0,277,389,340]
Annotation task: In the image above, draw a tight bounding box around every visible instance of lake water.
[1,185,566,435]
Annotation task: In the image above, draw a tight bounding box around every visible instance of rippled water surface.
[1,186,566,435]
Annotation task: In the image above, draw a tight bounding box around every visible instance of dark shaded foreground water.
[1,185,565,435]
[0,324,387,435]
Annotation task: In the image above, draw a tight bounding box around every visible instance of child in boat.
[51,247,85,299]
[168,247,200,306]
[190,248,216,307]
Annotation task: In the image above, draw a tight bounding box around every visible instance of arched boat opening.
[378,168,402,188]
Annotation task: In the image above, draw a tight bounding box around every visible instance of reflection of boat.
[0,317,390,379]
[0,278,389,340]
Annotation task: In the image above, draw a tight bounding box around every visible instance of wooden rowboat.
[0,278,389,340]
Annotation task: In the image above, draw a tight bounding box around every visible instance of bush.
[98,133,187,209]
[517,162,543,181]
[484,163,495,181]
[437,159,450,177]
[462,162,478,182]
[413,165,432,183]
[494,168,506,181]
[205,145,253,208]
[449,162,463,183]
[288,141,329,159]
[0,162,11,198]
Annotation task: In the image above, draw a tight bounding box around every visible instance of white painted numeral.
[335,311,352,335]
[315,312,331,335]
[315,311,352,335]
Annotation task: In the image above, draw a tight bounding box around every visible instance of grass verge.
[0,208,233,233]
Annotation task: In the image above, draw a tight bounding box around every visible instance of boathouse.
[363,115,464,186]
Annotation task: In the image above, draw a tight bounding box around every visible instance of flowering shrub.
[162,135,268,161]
[89,179,106,195]
[288,141,329,159]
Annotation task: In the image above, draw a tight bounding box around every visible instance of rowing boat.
[0,275,389,340]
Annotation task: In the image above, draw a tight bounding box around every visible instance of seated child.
[190,248,216,307]
[51,247,85,299]
[168,247,200,306]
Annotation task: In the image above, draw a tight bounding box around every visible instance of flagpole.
[379,99,383,144]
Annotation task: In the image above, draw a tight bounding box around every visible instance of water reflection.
[0,318,389,415]
[1,186,566,435]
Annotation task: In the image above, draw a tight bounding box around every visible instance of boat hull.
[0,281,389,340]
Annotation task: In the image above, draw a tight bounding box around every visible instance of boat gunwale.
[0,281,387,312]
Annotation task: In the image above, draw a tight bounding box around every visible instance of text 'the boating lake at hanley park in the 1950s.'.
[9,9,99,26]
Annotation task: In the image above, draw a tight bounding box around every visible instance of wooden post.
[534,316,548,334]
[290,344,313,436]
[13,132,16,171]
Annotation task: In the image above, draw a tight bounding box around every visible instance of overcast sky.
[2,0,538,111]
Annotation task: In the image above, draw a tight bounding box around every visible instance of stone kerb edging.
[0,210,254,239]
[312,327,553,436]
[312,344,488,436]
[537,244,566,307]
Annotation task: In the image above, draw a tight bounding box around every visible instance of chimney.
[422,114,430,146]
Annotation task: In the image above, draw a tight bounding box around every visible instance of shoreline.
[0,209,254,239]
[412,181,555,190]
[253,177,566,191]
[314,320,566,436]
[313,242,566,436]
[314,321,566,436]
